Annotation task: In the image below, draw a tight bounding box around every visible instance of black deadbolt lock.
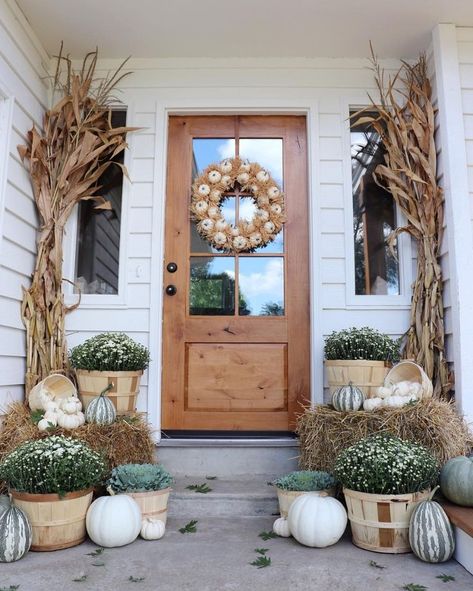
[165,284,177,296]
[167,262,178,273]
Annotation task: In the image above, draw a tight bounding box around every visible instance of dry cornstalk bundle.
[18,46,137,393]
[297,401,473,473]
[354,51,450,397]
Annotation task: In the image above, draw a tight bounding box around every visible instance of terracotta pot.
[11,488,93,551]
[76,369,143,415]
[343,488,431,554]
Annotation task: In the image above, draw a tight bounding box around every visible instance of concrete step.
[157,438,300,478]
[167,475,280,518]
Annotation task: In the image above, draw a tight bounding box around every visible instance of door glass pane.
[238,257,284,316]
[192,138,235,175]
[190,196,236,253]
[190,257,235,315]
[239,138,283,186]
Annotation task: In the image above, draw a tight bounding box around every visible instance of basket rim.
[10,488,93,502]
[75,369,144,377]
[343,487,431,502]
[124,487,172,497]
[324,359,390,367]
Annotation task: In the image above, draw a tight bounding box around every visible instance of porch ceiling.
[16,0,473,59]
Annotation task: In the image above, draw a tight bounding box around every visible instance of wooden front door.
[161,116,309,431]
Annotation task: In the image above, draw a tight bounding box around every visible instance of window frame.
[342,99,413,308]
[63,104,132,308]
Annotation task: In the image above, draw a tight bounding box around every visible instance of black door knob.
[167,262,178,273]
[165,284,177,296]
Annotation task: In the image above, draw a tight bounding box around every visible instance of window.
[350,111,400,296]
[74,110,127,295]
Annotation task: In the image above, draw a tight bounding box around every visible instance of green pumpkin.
[0,504,32,562]
[85,385,116,425]
[332,383,364,412]
[409,487,455,563]
[440,456,473,507]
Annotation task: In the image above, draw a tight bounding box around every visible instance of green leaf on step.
[254,548,269,555]
[72,575,88,583]
[369,560,386,569]
[436,574,455,583]
[206,475,217,480]
[186,483,212,494]
[86,547,105,556]
[92,562,105,567]
[402,585,428,591]
[258,530,278,541]
[250,556,271,569]
[128,576,145,583]
[179,519,198,534]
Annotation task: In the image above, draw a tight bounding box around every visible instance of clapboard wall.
[0,1,49,409]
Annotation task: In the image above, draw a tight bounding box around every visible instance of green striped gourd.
[0,503,32,562]
[0,495,10,516]
[440,456,473,507]
[332,383,364,412]
[85,384,116,425]
[409,487,455,563]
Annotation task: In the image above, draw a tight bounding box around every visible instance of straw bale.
[297,399,472,472]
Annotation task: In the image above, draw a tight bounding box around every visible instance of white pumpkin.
[197,184,210,196]
[383,395,406,408]
[86,495,142,548]
[57,412,83,429]
[60,396,82,415]
[377,386,393,399]
[393,381,411,397]
[256,170,270,183]
[140,518,165,540]
[38,418,56,431]
[363,397,383,411]
[43,399,60,413]
[208,170,222,184]
[272,517,291,538]
[220,160,232,174]
[288,493,347,548]
[237,172,249,185]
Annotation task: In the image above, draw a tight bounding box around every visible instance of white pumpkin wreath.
[191,157,285,252]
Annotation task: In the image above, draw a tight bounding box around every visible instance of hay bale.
[0,403,156,481]
[297,399,473,472]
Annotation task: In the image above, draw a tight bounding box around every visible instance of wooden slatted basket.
[126,488,172,526]
[276,487,335,517]
[343,488,431,553]
[325,360,390,398]
[384,361,433,399]
[11,488,93,551]
[76,370,143,415]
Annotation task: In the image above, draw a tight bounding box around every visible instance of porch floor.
[2,517,472,591]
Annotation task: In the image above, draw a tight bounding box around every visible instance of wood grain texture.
[161,115,310,431]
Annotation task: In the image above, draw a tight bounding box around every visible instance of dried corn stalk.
[19,47,136,393]
[354,52,451,397]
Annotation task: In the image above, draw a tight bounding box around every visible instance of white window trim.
[341,97,413,309]
[63,103,134,308]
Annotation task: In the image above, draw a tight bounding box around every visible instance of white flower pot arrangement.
[334,433,438,553]
[0,436,106,551]
[70,333,150,415]
[324,328,400,398]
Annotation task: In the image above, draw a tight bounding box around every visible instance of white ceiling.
[16,0,473,59]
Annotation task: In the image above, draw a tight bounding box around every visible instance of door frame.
[147,98,323,440]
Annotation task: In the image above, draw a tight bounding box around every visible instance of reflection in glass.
[189,257,235,315]
[192,138,235,177]
[351,112,400,295]
[239,138,283,186]
[190,197,236,253]
[238,257,284,316]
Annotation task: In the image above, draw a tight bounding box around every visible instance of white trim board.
[147,98,323,441]
[432,24,473,426]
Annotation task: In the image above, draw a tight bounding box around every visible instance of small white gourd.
[272,517,291,538]
[60,396,82,415]
[43,399,60,413]
[377,386,393,399]
[38,418,55,431]
[383,395,405,408]
[140,518,165,541]
[363,397,383,412]
[57,412,82,430]
[393,381,411,397]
